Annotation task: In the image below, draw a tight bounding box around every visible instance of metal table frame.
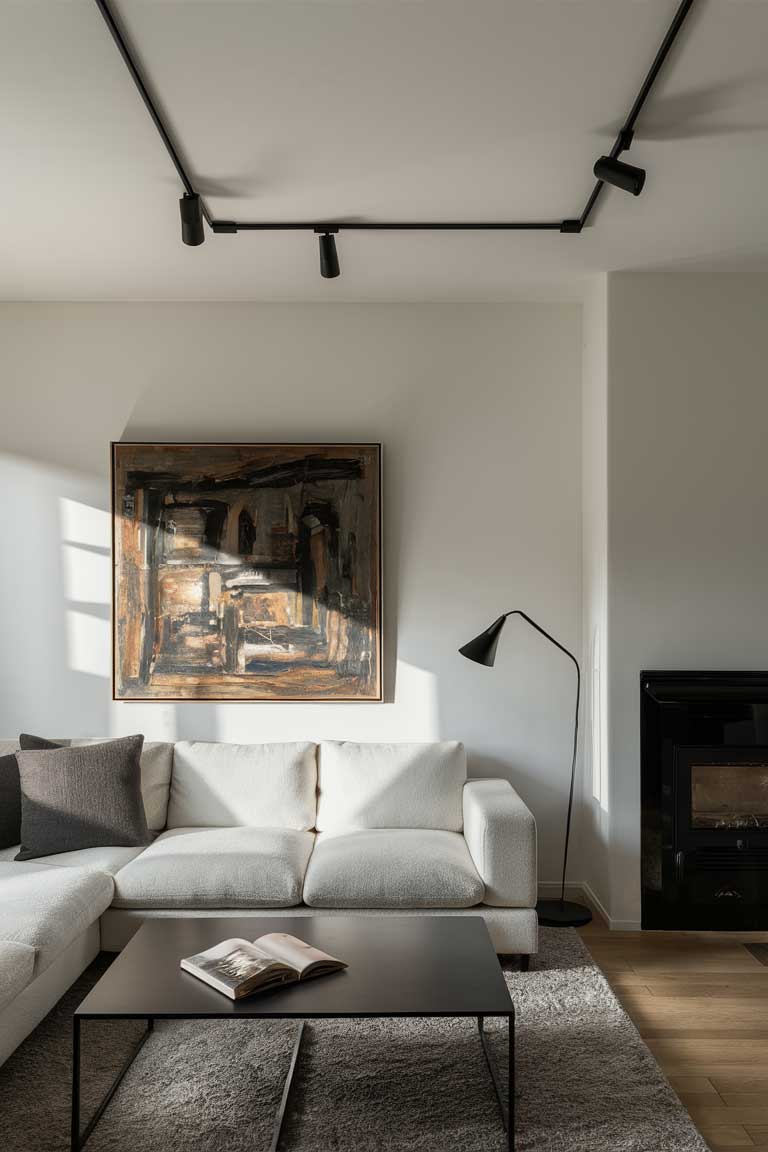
[72,1008,514,1151]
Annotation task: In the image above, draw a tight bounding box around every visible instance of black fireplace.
[642,671,768,929]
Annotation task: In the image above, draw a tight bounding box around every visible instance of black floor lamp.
[459,610,592,928]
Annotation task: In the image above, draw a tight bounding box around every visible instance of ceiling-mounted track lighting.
[593,156,646,197]
[318,231,340,279]
[93,0,698,278]
[179,193,205,246]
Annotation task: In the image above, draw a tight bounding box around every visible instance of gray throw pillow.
[15,734,151,861]
[19,734,62,751]
[0,734,61,849]
[0,752,21,849]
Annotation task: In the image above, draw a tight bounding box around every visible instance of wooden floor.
[579,918,768,1152]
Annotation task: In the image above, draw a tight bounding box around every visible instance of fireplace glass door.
[675,746,768,846]
[691,761,768,830]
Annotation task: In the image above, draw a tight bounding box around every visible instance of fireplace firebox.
[641,671,768,929]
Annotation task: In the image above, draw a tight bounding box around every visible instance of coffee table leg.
[71,1016,81,1152]
[477,1013,515,1151]
[269,1020,306,1152]
[508,1010,514,1152]
[71,1016,153,1151]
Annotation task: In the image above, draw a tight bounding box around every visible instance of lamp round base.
[536,899,593,928]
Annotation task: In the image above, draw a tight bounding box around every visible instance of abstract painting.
[112,443,381,701]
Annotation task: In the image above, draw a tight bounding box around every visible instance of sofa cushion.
[0,941,36,1013]
[316,742,466,833]
[167,742,317,831]
[2,845,144,875]
[16,736,151,861]
[0,862,113,975]
[112,827,315,909]
[303,829,484,909]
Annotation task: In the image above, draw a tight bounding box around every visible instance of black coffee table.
[72,915,515,1151]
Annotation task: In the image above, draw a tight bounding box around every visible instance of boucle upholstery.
[0,862,113,974]
[113,826,315,909]
[303,829,484,908]
[167,742,317,830]
[317,741,466,832]
[462,779,537,907]
[0,941,35,1012]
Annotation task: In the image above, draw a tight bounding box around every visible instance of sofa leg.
[519,954,530,972]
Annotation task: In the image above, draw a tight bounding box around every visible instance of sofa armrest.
[462,779,537,908]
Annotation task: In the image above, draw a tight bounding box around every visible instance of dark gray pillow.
[0,734,61,849]
[0,752,21,849]
[15,735,150,861]
[19,734,62,751]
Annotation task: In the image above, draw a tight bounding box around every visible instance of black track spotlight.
[179,193,205,246]
[593,155,646,196]
[318,231,340,279]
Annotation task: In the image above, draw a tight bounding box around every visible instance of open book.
[180,933,347,1000]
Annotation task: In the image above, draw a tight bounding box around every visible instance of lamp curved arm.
[503,610,580,906]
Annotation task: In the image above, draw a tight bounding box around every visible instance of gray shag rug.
[0,927,708,1152]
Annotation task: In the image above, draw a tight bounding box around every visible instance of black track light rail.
[579,0,697,228]
[94,0,213,228]
[93,0,698,239]
[216,221,565,232]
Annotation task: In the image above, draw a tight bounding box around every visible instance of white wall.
[605,261,768,926]
[0,302,581,883]
[580,276,610,918]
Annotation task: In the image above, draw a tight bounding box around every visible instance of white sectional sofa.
[0,738,537,1066]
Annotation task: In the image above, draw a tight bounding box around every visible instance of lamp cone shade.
[459,615,507,666]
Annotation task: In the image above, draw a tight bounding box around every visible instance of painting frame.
[111,441,382,703]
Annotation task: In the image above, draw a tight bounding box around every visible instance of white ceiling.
[2,0,768,300]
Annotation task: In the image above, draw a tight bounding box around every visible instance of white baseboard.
[580,881,611,927]
[537,880,641,932]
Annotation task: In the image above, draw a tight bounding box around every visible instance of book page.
[182,939,292,995]
[255,932,346,977]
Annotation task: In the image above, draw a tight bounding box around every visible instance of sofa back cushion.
[167,741,317,831]
[316,741,466,832]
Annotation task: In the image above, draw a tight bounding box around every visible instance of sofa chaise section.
[0,861,114,1065]
[0,862,113,974]
[0,844,147,874]
[0,942,35,1014]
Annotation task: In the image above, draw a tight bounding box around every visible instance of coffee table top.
[76,916,513,1020]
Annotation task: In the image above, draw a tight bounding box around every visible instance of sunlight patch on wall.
[62,543,110,604]
[60,496,111,677]
[60,498,110,550]
[65,608,110,678]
